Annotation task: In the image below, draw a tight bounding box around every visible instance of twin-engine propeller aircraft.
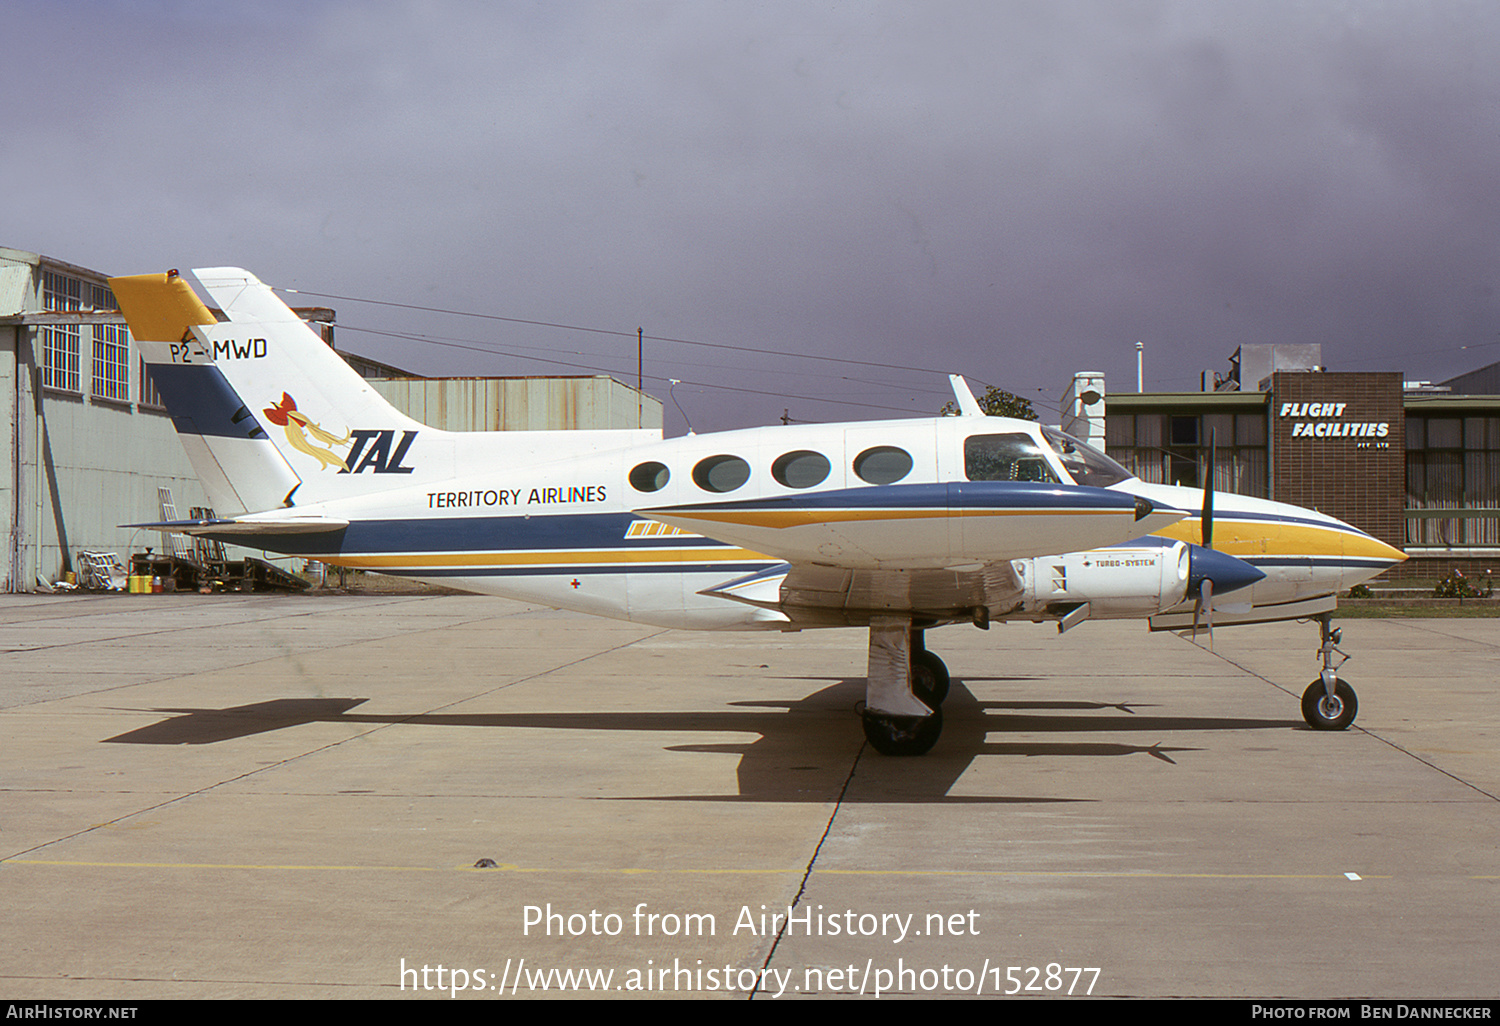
[110,268,1406,755]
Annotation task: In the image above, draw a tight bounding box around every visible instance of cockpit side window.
[1040,426,1134,488]
[964,433,1060,484]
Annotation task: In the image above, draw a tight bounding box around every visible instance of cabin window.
[853,445,913,485]
[692,454,751,493]
[963,433,1059,483]
[772,450,831,489]
[629,461,670,492]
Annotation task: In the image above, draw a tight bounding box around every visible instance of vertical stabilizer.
[113,268,451,514]
[111,271,302,515]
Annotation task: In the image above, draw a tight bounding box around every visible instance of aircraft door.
[843,421,942,564]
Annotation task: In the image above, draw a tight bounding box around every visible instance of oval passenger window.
[629,461,670,492]
[692,454,751,493]
[771,450,831,489]
[852,445,913,485]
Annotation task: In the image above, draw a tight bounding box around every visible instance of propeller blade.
[1201,426,1216,550]
[1204,577,1214,651]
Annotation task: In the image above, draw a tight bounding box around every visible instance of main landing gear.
[1301,613,1357,730]
[861,617,950,756]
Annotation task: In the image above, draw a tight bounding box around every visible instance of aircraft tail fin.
[111,270,302,515]
[110,267,438,515]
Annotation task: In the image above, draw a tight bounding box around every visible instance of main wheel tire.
[1301,677,1358,730]
[862,707,943,756]
[911,650,950,707]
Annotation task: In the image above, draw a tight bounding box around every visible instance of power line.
[278,285,953,378]
[341,321,954,396]
[344,325,925,415]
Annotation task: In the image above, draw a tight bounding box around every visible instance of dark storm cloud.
[4,0,1499,431]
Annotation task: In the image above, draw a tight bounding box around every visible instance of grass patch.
[1336,599,1500,618]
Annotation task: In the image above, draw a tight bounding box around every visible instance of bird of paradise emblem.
[262,393,352,471]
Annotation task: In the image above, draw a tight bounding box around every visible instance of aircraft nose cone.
[1187,545,1266,597]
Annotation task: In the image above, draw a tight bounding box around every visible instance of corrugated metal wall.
[368,375,663,432]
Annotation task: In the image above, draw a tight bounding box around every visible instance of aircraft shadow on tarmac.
[102,680,1300,803]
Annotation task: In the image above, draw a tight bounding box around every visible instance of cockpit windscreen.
[1039,426,1134,488]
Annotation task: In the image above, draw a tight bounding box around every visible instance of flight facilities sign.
[1279,401,1392,447]
[1269,371,1403,548]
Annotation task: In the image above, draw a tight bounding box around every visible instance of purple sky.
[7,0,1500,434]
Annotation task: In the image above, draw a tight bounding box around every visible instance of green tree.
[940,384,1038,420]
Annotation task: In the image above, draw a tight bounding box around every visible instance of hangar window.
[629,461,670,492]
[139,358,165,408]
[772,450,831,489]
[692,454,751,493]
[40,270,82,393]
[964,433,1059,483]
[92,323,130,403]
[853,446,913,485]
[40,325,80,393]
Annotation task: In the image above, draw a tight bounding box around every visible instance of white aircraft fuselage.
[109,267,1406,751]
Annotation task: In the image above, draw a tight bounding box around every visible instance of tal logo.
[342,429,417,475]
[262,393,417,474]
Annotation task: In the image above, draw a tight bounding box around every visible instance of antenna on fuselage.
[669,379,695,435]
[949,374,985,416]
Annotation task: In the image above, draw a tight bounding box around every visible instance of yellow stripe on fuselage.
[324,547,772,570]
[1153,518,1406,563]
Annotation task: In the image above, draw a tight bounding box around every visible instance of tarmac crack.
[749,736,865,1000]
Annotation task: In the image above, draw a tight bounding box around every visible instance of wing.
[700,560,1023,628]
[637,481,1182,572]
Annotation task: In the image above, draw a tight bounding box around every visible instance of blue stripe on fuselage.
[200,512,725,557]
[646,480,1155,515]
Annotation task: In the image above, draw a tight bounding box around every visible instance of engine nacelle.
[1014,542,1190,618]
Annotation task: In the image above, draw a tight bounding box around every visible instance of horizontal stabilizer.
[123,515,350,536]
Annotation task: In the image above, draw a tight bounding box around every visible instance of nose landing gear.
[1302,614,1357,730]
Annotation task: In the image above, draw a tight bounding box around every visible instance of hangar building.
[0,249,662,592]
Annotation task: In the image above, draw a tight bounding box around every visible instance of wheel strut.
[1302,614,1357,730]
[861,616,943,755]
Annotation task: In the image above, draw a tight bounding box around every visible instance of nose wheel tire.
[1301,678,1358,730]
[862,708,944,756]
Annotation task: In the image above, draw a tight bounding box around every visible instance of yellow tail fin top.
[108,270,217,342]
